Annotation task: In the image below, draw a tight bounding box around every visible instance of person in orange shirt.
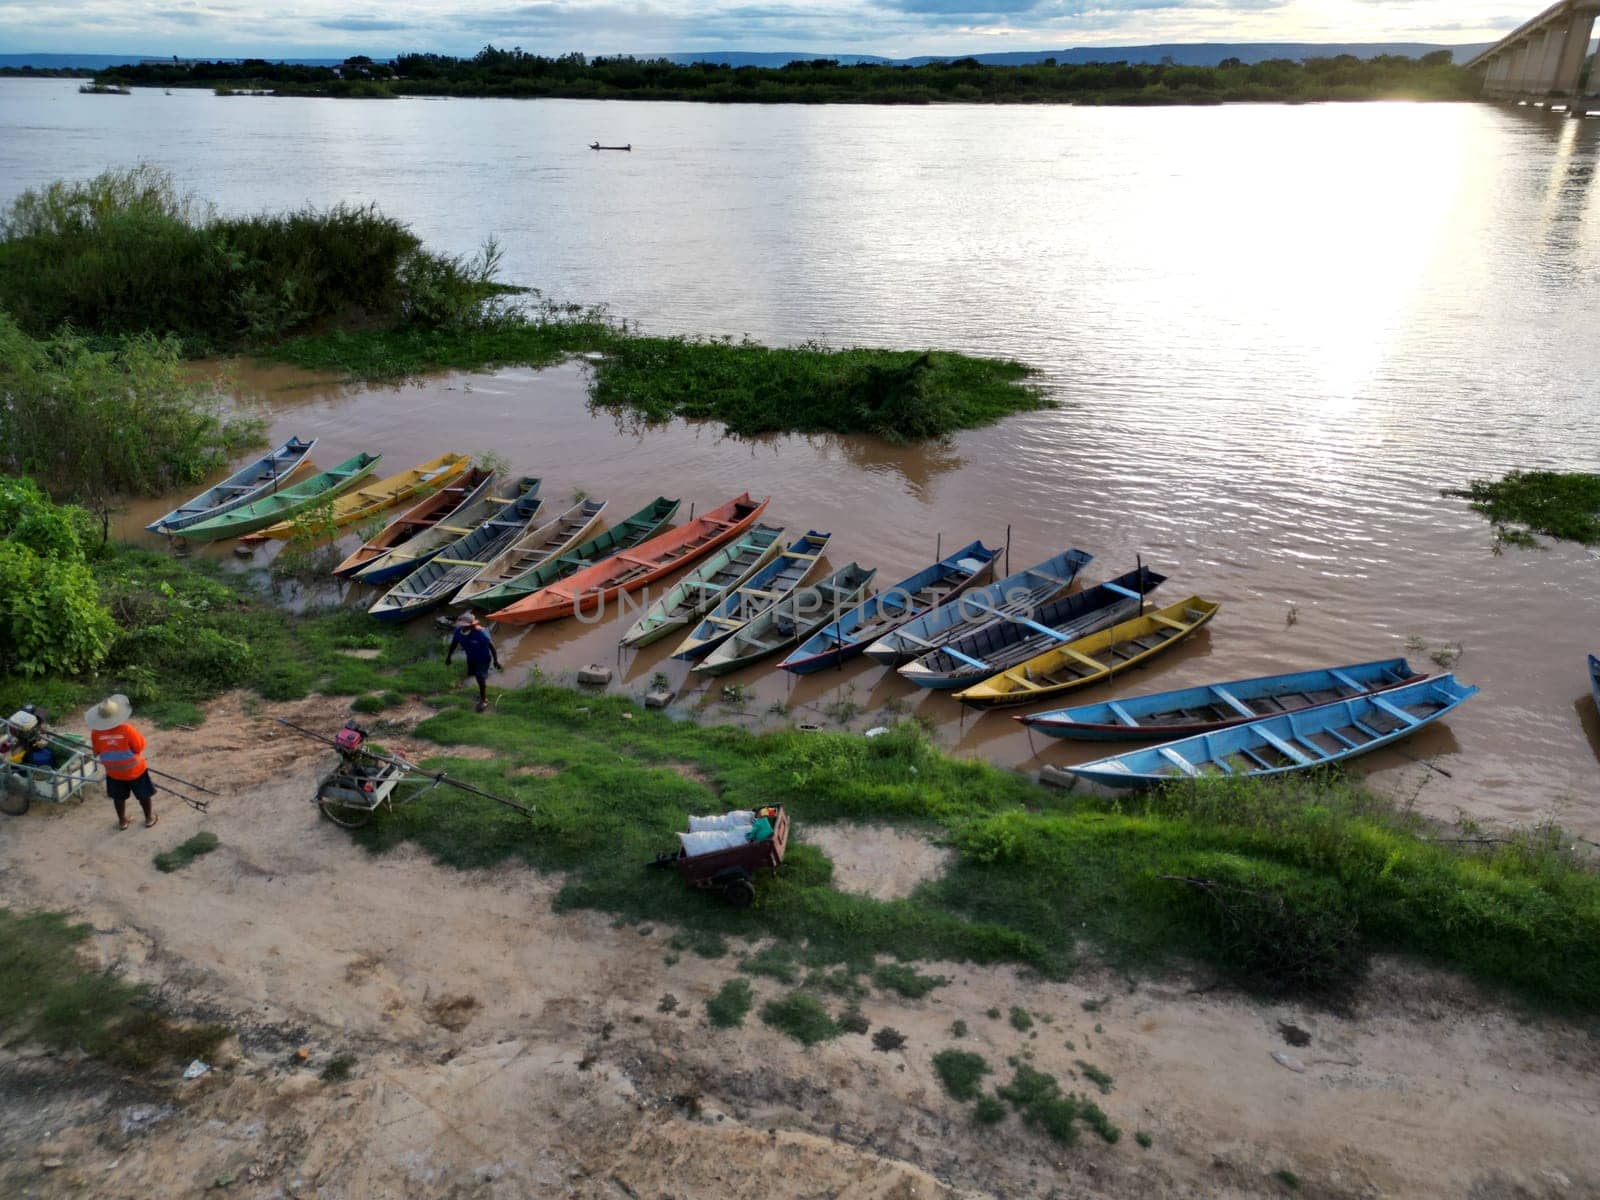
[86,694,157,830]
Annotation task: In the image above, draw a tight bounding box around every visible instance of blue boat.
[671,531,830,660]
[779,539,1000,675]
[1590,654,1600,711]
[863,548,1093,667]
[368,476,543,621]
[1017,658,1427,742]
[897,566,1165,690]
[1063,674,1478,789]
[146,435,316,534]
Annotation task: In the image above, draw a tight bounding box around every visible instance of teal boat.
[619,523,786,649]
[177,452,380,541]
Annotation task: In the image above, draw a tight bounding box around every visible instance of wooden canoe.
[333,467,496,579]
[489,492,771,626]
[248,452,469,541]
[146,435,316,534]
[620,522,786,649]
[898,566,1165,690]
[864,548,1093,667]
[455,498,609,607]
[779,539,1000,675]
[368,477,544,621]
[1063,675,1478,789]
[1016,658,1428,741]
[693,563,877,677]
[355,473,524,586]
[177,452,380,541]
[671,531,832,661]
[954,596,1219,708]
[466,497,679,610]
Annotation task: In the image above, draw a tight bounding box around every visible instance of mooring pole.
[1005,524,1012,578]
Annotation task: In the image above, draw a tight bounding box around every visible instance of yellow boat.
[953,596,1220,708]
[248,453,470,541]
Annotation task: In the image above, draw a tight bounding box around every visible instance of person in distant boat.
[86,694,157,830]
[446,612,502,713]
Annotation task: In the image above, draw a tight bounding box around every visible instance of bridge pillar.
[1554,0,1599,107]
[1534,27,1566,92]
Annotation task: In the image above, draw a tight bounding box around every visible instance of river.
[2,79,1598,832]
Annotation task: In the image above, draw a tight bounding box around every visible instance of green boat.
[619,522,786,649]
[468,496,680,609]
[693,563,877,677]
[178,452,381,541]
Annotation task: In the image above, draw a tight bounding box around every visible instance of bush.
[0,316,262,503]
[759,991,839,1045]
[931,1048,991,1101]
[0,166,492,346]
[705,977,754,1028]
[0,478,115,676]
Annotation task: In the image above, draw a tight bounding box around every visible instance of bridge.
[1466,0,1599,115]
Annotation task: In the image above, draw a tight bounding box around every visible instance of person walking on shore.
[446,612,501,712]
[86,694,157,830]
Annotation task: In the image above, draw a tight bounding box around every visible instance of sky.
[0,0,1526,57]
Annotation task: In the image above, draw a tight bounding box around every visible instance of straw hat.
[85,694,133,732]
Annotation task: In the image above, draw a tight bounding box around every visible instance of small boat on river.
[468,497,680,611]
[248,452,469,541]
[672,531,831,660]
[693,563,877,677]
[864,548,1093,667]
[620,523,787,649]
[490,493,770,626]
[147,435,316,535]
[1062,674,1479,789]
[178,452,380,541]
[954,596,1219,708]
[368,477,544,621]
[1016,658,1427,740]
[455,498,609,608]
[590,142,632,150]
[334,467,496,579]
[779,539,1000,675]
[898,566,1164,691]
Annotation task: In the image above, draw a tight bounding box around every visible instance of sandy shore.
[2,691,1597,1199]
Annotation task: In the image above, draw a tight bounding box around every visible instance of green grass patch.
[0,906,226,1070]
[973,1093,1007,1124]
[872,962,948,998]
[931,1048,991,1101]
[995,1064,1120,1145]
[740,943,801,983]
[705,978,754,1028]
[319,1052,357,1083]
[1075,1059,1114,1094]
[760,991,839,1045]
[1444,470,1600,547]
[1135,1130,1153,1148]
[153,831,220,873]
[1275,1169,1302,1191]
[1008,1005,1033,1031]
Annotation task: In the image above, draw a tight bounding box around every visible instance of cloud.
[0,0,1523,57]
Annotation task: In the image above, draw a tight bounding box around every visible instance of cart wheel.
[722,877,755,910]
[317,798,374,828]
[0,783,30,817]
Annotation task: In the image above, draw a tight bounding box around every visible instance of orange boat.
[332,467,495,579]
[489,492,770,626]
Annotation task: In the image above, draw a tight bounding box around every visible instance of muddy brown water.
[115,359,1600,839]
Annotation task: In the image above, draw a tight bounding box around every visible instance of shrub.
[873,962,948,998]
[705,978,753,1028]
[931,1048,991,1101]
[760,991,839,1045]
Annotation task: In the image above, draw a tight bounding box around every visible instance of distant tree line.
[64,46,1478,104]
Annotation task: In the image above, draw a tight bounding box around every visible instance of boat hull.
[619,523,786,649]
[693,564,877,676]
[1065,675,1479,789]
[146,435,316,534]
[334,468,496,578]
[253,452,468,541]
[1017,658,1428,741]
[177,452,380,541]
[671,531,831,660]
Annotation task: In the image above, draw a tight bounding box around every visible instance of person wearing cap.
[445,612,501,713]
[86,694,156,830]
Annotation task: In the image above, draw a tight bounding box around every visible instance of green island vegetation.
[0,168,1044,442]
[76,47,1478,105]
[0,906,226,1069]
[1444,470,1600,548]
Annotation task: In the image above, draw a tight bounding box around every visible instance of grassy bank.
[90,48,1479,106]
[0,474,452,724]
[0,906,226,1069]
[1445,470,1600,548]
[349,680,1600,1013]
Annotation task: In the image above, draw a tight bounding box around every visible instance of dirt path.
[2,693,1597,1199]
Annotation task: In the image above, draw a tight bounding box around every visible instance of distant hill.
[666,43,1493,67]
[0,53,345,70]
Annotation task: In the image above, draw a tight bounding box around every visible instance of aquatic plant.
[1444,470,1600,547]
